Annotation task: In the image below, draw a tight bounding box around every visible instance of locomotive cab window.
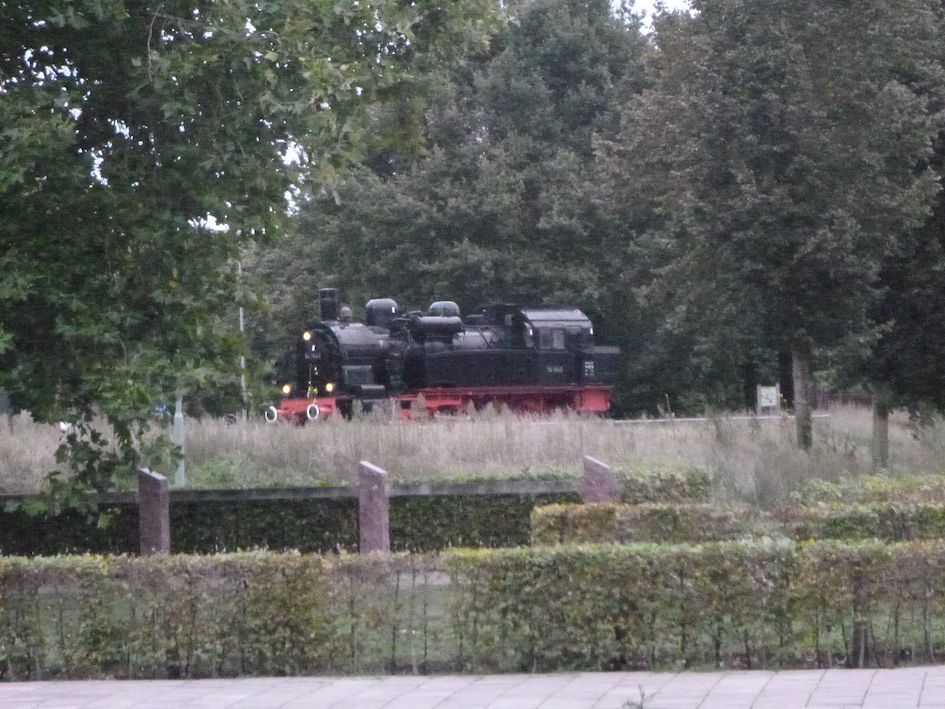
[538,329,566,350]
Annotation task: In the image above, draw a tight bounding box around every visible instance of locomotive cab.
[522,309,619,386]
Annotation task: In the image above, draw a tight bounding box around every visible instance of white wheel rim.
[306,403,320,421]
[264,406,278,423]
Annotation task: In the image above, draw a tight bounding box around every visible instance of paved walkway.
[1,667,943,709]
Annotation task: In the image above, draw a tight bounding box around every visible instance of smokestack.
[318,288,339,321]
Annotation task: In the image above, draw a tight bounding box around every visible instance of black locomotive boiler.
[266,288,619,422]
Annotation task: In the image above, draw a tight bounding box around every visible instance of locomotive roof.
[321,321,389,346]
[520,308,592,326]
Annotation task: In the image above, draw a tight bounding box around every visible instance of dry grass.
[3,406,945,506]
[0,413,61,494]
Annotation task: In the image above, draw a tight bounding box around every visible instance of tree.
[835,127,945,469]
[252,0,651,391]
[0,0,498,507]
[600,0,945,445]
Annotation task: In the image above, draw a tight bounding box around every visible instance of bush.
[784,502,945,541]
[617,466,712,504]
[0,552,448,679]
[533,500,945,546]
[444,540,945,671]
[6,542,945,677]
[796,475,945,505]
[0,491,580,556]
[531,503,769,545]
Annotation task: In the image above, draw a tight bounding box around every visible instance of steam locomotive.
[266,288,619,422]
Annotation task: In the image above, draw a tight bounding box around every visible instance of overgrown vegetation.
[5,406,945,508]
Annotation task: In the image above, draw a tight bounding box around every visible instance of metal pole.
[238,261,248,421]
[173,393,186,487]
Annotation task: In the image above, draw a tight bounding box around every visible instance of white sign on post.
[756,384,781,414]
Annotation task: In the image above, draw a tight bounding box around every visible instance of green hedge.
[797,475,945,505]
[533,501,945,545]
[531,503,767,545]
[6,542,945,678]
[616,467,711,504]
[0,552,449,679]
[0,466,712,556]
[445,541,945,671]
[784,502,945,541]
[0,493,580,556]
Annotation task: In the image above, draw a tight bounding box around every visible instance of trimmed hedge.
[6,542,945,677]
[532,501,945,545]
[797,475,945,505]
[0,493,580,556]
[616,467,711,504]
[0,465,713,556]
[0,552,447,679]
[784,502,945,541]
[531,503,767,545]
[445,541,945,671]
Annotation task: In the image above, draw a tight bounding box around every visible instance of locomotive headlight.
[325,382,335,393]
[302,330,312,341]
[281,384,292,395]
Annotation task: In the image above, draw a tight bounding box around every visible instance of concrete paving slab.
[4,667,945,708]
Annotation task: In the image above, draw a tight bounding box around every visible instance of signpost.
[756,384,781,415]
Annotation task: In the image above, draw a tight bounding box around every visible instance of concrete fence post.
[359,461,391,552]
[138,468,170,555]
[581,455,618,503]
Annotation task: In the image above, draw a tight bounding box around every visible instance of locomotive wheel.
[264,406,279,423]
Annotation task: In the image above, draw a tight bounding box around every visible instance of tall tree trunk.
[791,339,813,450]
[871,382,891,471]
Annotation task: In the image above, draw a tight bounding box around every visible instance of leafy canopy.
[0,0,499,506]
[253,0,649,365]
[599,0,945,413]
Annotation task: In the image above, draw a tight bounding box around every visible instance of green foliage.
[796,475,945,505]
[786,503,945,543]
[531,503,765,545]
[617,467,711,504]
[0,491,581,555]
[0,0,501,506]
[532,496,945,546]
[251,0,650,393]
[0,553,350,678]
[9,542,945,676]
[444,540,945,671]
[391,493,577,551]
[600,0,945,417]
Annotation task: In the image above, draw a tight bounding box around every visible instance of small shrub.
[532,503,769,545]
[616,466,712,504]
[783,502,945,542]
[796,475,945,505]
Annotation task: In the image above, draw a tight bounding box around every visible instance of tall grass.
[3,406,945,506]
[0,413,60,494]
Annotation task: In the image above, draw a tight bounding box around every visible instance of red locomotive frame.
[267,384,613,423]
